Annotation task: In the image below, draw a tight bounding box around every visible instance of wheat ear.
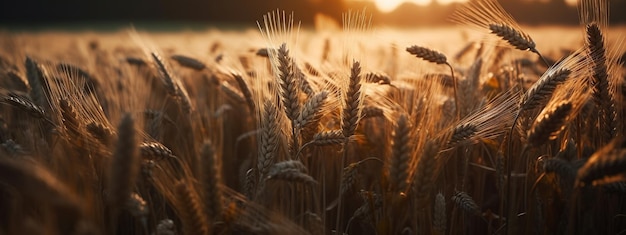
[86,121,114,146]
[257,101,279,183]
[447,123,478,148]
[175,180,210,235]
[24,56,50,108]
[389,113,411,192]
[171,54,206,71]
[413,140,439,209]
[586,23,618,143]
[107,113,140,209]
[527,102,573,147]
[232,72,255,112]
[266,160,317,185]
[150,52,178,96]
[139,141,176,161]
[452,191,481,216]
[295,90,329,130]
[3,92,47,120]
[451,0,549,65]
[434,192,447,234]
[296,129,344,158]
[276,43,301,122]
[200,141,223,220]
[576,136,626,187]
[342,60,363,138]
[406,45,459,119]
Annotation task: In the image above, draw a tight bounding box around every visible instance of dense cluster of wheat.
[0,0,625,234]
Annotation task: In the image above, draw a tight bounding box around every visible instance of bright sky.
[358,0,578,13]
[373,0,435,12]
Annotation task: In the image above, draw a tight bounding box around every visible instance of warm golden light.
[370,0,470,13]
[374,0,406,13]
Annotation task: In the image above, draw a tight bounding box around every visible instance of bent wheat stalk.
[407,45,460,119]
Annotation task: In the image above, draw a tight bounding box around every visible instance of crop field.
[0,0,625,234]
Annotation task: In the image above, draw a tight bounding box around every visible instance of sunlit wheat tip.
[295,90,329,130]
[489,23,536,52]
[139,142,175,161]
[342,60,363,138]
[406,45,448,65]
[527,102,572,147]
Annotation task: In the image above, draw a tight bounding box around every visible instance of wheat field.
[0,0,625,234]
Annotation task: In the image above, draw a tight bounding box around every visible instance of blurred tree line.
[0,0,624,26]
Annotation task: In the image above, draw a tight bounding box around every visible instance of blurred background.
[1,0,625,28]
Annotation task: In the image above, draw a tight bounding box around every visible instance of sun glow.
[369,0,473,13]
[374,0,430,12]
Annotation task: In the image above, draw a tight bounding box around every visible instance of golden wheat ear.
[406,45,460,119]
[451,0,550,66]
[576,136,626,187]
[107,113,140,212]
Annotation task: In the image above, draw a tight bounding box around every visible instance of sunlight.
[365,0,579,13]
[371,0,466,13]
[374,0,407,13]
